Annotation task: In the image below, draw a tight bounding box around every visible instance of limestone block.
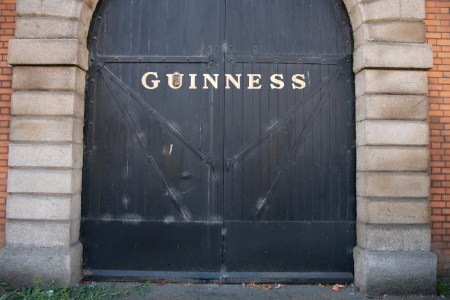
[349,5,364,30]
[357,146,428,171]
[356,70,428,97]
[357,197,430,224]
[342,0,356,13]
[354,247,436,296]
[16,17,79,40]
[356,120,428,146]
[16,0,84,18]
[12,91,84,118]
[356,95,427,121]
[363,1,401,22]
[10,117,83,143]
[7,194,81,220]
[354,22,426,46]
[8,168,82,194]
[400,0,426,20]
[9,143,83,168]
[352,0,425,30]
[6,220,80,247]
[12,67,85,93]
[78,1,98,44]
[0,242,82,287]
[357,172,429,198]
[8,39,88,71]
[357,223,430,251]
[354,43,432,73]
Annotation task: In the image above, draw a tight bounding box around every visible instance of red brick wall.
[426,0,450,280]
[0,0,14,248]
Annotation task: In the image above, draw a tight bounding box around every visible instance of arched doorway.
[82,0,355,282]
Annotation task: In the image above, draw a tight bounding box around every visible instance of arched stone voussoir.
[14,0,99,48]
[77,0,100,46]
[345,0,426,42]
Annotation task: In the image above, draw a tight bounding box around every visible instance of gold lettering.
[225,74,242,89]
[141,72,310,90]
[141,72,160,90]
[270,74,284,89]
[203,74,220,89]
[189,74,197,89]
[247,74,262,90]
[292,74,306,90]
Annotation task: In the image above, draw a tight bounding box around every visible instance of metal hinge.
[202,159,216,172]
[208,55,217,67]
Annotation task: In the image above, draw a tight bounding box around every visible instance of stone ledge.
[10,117,83,143]
[16,17,79,40]
[9,143,83,168]
[12,67,85,93]
[356,70,428,97]
[357,223,430,251]
[12,91,84,118]
[354,22,426,47]
[16,0,84,19]
[354,43,432,73]
[357,146,428,171]
[0,242,82,287]
[356,95,428,121]
[357,172,429,198]
[8,39,88,71]
[6,219,80,247]
[7,194,81,221]
[354,247,436,296]
[357,198,430,224]
[356,120,428,146]
[8,168,82,194]
[350,0,425,30]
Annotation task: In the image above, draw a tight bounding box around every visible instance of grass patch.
[437,280,450,297]
[0,278,150,300]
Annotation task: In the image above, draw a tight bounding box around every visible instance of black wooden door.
[222,0,356,280]
[82,0,355,282]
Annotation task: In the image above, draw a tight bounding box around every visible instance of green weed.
[0,278,150,300]
[437,280,450,297]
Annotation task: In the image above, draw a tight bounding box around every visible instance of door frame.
[1,0,435,296]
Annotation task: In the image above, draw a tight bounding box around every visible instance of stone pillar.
[0,0,97,287]
[345,0,437,296]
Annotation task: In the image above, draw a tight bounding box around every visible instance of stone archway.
[0,0,436,296]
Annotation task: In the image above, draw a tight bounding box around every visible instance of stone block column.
[345,0,437,296]
[0,0,97,287]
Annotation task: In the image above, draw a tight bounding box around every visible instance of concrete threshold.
[82,282,441,300]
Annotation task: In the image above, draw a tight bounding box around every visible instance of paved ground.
[91,282,444,300]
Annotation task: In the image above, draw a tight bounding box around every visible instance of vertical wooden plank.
[242,63,253,220]
[250,63,261,219]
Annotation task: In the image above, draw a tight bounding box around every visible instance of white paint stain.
[164,216,175,224]
[99,213,113,222]
[121,213,143,225]
[169,144,173,155]
[122,196,130,209]
[211,215,222,222]
[256,197,266,211]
